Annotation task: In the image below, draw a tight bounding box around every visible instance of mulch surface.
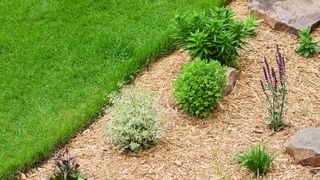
[25,0,320,179]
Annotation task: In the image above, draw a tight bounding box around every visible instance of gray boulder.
[250,0,320,33]
[285,128,320,167]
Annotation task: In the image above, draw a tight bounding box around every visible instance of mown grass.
[0,0,229,178]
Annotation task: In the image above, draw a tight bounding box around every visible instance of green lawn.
[0,0,228,178]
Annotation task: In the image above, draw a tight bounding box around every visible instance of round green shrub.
[107,88,163,153]
[173,59,227,118]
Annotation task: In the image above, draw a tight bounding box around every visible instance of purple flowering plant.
[260,45,288,130]
[49,146,85,180]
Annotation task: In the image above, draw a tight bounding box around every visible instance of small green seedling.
[296,27,320,58]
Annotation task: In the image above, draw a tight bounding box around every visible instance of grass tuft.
[235,145,276,176]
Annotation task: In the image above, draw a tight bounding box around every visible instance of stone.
[223,67,238,96]
[285,128,320,167]
[250,0,320,33]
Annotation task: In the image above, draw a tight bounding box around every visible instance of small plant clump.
[260,46,288,130]
[48,146,85,180]
[173,58,227,118]
[296,27,320,58]
[236,145,276,176]
[107,88,163,153]
[172,7,261,67]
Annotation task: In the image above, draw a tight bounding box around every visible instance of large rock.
[250,0,320,33]
[223,67,238,96]
[285,128,320,167]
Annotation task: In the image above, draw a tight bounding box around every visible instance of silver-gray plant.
[107,88,163,153]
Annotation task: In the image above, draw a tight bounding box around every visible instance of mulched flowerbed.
[25,1,320,179]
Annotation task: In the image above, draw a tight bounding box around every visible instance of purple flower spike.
[276,55,280,68]
[271,68,278,92]
[277,57,283,79]
[260,80,268,98]
[276,45,283,63]
[276,45,281,57]
[263,67,269,83]
[264,56,271,82]
[276,46,282,66]
[276,49,286,84]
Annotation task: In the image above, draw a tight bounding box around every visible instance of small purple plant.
[50,146,85,180]
[260,45,288,130]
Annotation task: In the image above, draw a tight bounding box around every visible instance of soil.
[24,0,320,179]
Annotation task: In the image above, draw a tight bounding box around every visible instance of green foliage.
[296,27,320,58]
[49,146,85,180]
[187,30,213,60]
[236,145,276,176]
[0,0,229,178]
[171,11,208,46]
[107,88,163,153]
[173,59,227,118]
[172,7,260,67]
[242,14,263,37]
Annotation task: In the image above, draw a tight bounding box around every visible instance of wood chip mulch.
[25,1,320,179]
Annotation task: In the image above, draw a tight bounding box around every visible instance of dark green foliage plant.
[260,46,288,130]
[49,146,85,180]
[187,30,213,60]
[172,7,261,67]
[296,27,320,58]
[171,11,208,46]
[173,59,227,118]
[236,145,276,176]
[107,88,163,153]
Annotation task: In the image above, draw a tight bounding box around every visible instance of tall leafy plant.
[260,46,288,130]
[171,11,207,46]
[172,7,261,67]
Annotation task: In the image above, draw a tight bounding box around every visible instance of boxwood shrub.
[173,59,227,118]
